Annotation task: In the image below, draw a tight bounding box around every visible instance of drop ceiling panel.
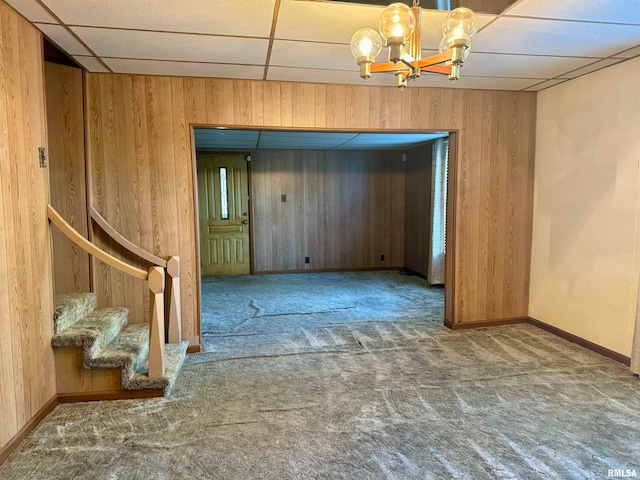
[12,0,636,91]
[259,131,357,149]
[73,55,109,73]
[195,129,260,150]
[267,66,398,86]
[341,133,448,149]
[5,0,57,23]
[415,74,540,90]
[104,58,265,79]
[473,17,640,58]
[270,40,355,70]
[71,27,269,65]
[42,0,276,37]
[506,0,640,25]
[461,53,595,79]
[418,11,495,49]
[193,129,449,151]
[35,23,91,55]
[276,0,382,43]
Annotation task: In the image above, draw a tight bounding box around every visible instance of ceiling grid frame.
[4,0,639,91]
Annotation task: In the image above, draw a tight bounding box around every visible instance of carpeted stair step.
[54,293,97,334]
[126,340,189,395]
[87,323,150,383]
[51,307,129,363]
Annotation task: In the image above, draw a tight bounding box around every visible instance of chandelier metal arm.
[421,64,451,75]
[414,50,452,69]
[369,49,453,74]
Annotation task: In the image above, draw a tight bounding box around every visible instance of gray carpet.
[1,272,639,479]
[200,271,445,360]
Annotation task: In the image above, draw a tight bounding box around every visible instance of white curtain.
[427,138,448,285]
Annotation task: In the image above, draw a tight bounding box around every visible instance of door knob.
[241,219,248,225]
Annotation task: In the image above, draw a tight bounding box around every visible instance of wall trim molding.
[186,344,201,354]
[253,266,403,275]
[445,316,631,366]
[527,317,631,366]
[57,390,164,404]
[444,317,528,330]
[0,395,58,464]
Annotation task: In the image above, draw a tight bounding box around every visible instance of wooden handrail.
[89,206,182,344]
[48,205,148,280]
[90,206,167,267]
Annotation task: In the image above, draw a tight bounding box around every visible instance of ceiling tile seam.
[501,14,640,27]
[97,57,265,67]
[466,51,607,60]
[272,38,352,46]
[263,0,282,80]
[553,58,630,81]
[520,78,559,90]
[609,44,640,58]
[552,59,622,79]
[523,79,570,92]
[269,64,560,78]
[35,0,112,73]
[469,50,617,60]
[66,25,270,40]
[269,64,561,80]
[331,134,361,150]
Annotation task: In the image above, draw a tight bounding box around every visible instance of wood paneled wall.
[251,149,405,272]
[404,142,434,277]
[45,62,91,294]
[0,2,56,452]
[85,74,536,344]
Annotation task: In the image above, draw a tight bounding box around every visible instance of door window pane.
[220,167,229,219]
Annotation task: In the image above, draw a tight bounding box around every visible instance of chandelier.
[350,1,478,88]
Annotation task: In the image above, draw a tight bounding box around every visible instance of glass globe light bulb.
[351,28,382,59]
[442,7,478,40]
[379,3,415,41]
[439,34,471,60]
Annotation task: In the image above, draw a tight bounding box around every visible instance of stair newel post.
[166,256,182,343]
[148,266,166,378]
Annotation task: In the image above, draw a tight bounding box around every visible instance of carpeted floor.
[1,272,639,479]
[199,271,445,360]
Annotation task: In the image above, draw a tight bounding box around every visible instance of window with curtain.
[428,137,448,285]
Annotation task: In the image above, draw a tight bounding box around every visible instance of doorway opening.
[192,127,453,354]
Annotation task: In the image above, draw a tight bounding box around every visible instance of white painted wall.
[529,56,640,356]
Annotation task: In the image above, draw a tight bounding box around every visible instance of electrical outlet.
[281,194,287,202]
[38,147,47,168]
[380,254,385,262]
[305,257,310,264]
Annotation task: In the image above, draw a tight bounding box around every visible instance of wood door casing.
[197,155,250,275]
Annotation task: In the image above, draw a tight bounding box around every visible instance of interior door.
[197,155,250,275]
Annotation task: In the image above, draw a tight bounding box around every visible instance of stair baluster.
[148,266,166,378]
[166,256,182,344]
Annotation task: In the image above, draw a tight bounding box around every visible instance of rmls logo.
[608,469,638,478]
